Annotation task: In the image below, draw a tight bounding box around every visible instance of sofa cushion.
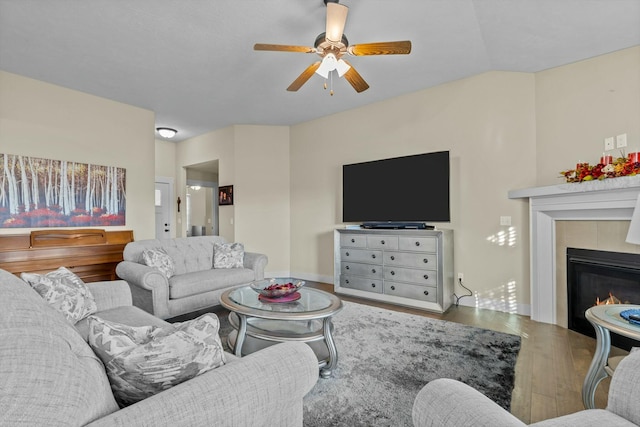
[163,240,216,275]
[88,313,226,407]
[169,268,256,299]
[21,266,97,324]
[1,270,119,425]
[142,248,175,278]
[213,242,244,268]
[75,305,170,341]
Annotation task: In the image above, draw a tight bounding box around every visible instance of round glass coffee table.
[220,282,343,378]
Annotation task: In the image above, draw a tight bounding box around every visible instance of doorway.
[154,177,174,239]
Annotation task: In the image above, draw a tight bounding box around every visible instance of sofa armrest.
[86,280,132,311]
[115,261,171,319]
[412,379,526,427]
[86,341,319,427]
[607,350,640,424]
[243,252,268,280]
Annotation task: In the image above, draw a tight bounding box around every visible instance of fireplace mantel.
[509,176,640,324]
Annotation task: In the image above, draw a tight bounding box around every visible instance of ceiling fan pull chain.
[330,72,334,96]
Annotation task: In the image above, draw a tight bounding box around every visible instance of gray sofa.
[116,236,268,319]
[0,268,318,427]
[412,350,640,426]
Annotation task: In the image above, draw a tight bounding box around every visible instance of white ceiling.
[1,0,639,141]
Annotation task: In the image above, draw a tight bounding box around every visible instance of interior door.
[155,182,171,239]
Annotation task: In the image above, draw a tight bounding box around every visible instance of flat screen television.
[342,151,450,225]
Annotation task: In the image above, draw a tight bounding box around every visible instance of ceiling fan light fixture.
[156,127,177,138]
[335,59,350,77]
[315,53,337,78]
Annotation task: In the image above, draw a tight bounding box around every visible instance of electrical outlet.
[604,136,615,151]
[500,216,511,226]
[457,272,464,281]
[617,133,628,148]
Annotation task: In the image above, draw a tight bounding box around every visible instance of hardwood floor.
[304,281,628,424]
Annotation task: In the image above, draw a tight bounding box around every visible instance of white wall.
[0,71,156,239]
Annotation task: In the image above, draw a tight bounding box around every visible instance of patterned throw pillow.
[142,248,175,278]
[213,242,244,268]
[87,314,226,407]
[21,267,97,324]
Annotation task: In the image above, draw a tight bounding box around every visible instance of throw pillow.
[87,313,226,407]
[21,267,97,324]
[213,242,244,268]
[142,248,175,278]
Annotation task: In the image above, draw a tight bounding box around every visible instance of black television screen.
[342,151,450,223]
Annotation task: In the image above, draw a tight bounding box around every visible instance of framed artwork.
[219,185,233,206]
[0,153,126,228]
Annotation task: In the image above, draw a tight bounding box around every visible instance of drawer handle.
[372,254,376,259]
[371,283,376,288]
[351,238,355,243]
[423,258,428,263]
[390,285,396,290]
[381,240,385,244]
[423,290,429,296]
[346,279,350,284]
[346,265,350,270]
[423,274,429,280]
[390,255,395,260]
[346,252,350,256]
[415,241,420,247]
[372,269,376,274]
[390,271,395,275]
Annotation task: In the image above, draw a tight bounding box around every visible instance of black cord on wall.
[453,277,472,306]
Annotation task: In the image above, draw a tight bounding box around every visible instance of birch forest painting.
[0,153,126,228]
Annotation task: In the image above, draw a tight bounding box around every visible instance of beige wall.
[175,125,291,275]
[535,46,640,186]
[0,71,156,239]
[290,71,537,313]
[155,139,176,179]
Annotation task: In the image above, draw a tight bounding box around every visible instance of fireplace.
[567,247,640,350]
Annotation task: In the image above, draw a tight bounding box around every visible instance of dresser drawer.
[340,234,367,248]
[398,236,437,252]
[341,275,383,293]
[341,262,383,279]
[383,266,437,286]
[384,251,437,269]
[366,235,399,250]
[340,248,382,264]
[384,281,437,303]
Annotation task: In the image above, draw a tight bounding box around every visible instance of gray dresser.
[334,228,454,312]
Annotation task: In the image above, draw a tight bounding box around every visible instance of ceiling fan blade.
[347,41,412,56]
[287,61,322,91]
[342,61,369,93]
[254,43,316,53]
[325,2,348,43]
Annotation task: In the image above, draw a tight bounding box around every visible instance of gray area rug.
[217,301,521,427]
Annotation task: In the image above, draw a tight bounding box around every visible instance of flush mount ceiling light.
[254,0,411,94]
[156,127,177,138]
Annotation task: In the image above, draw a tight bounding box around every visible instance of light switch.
[616,133,628,148]
[604,137,615,151]
[500,216,511,226]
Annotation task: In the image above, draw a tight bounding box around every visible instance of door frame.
[155,176,175,239]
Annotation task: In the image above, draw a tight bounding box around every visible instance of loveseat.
[116,236,268,319]
[412,349,640,426]
[0,268,318,426]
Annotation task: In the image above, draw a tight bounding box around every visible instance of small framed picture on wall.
[219,185,233,206]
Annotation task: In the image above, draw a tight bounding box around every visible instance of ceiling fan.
[254,0,411,94]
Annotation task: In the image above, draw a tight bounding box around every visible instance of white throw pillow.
[87,314,226,407]
[142,248,175,278]
[213,242,244,268]
[21,266,97,324]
